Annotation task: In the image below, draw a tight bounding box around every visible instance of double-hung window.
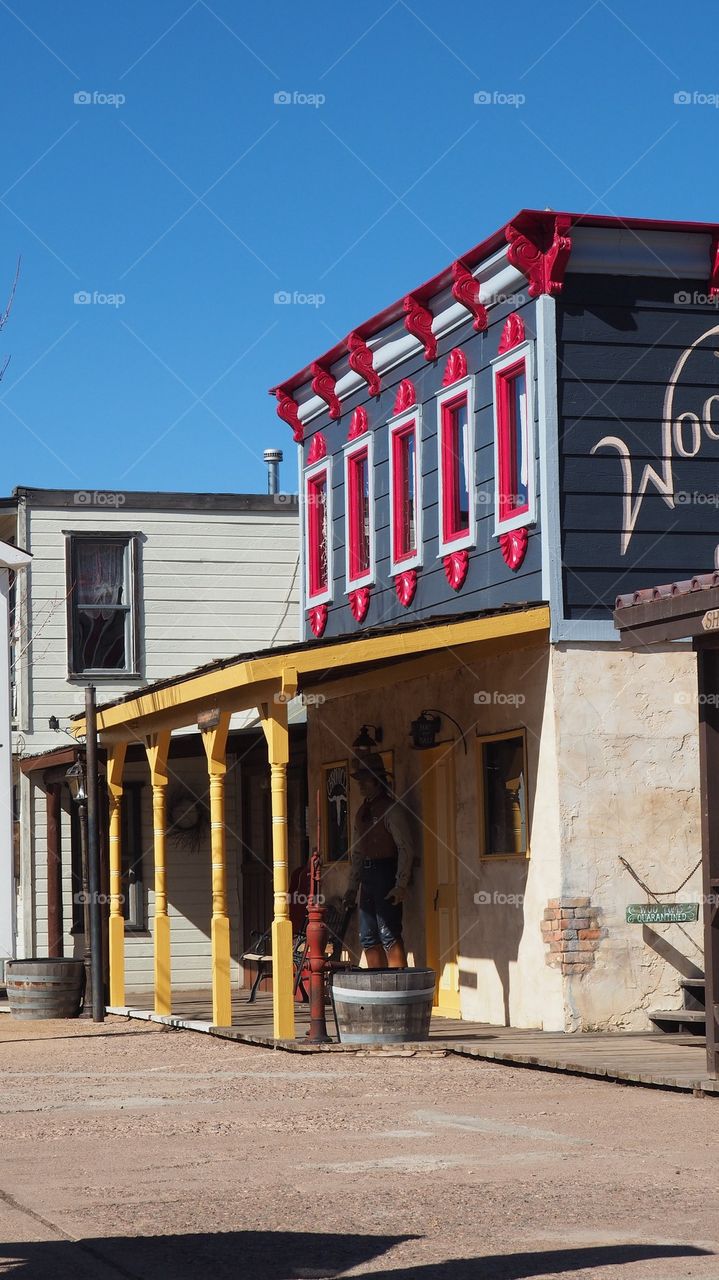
[121,782,146,931]
[66,534,139,676]
[304,457,333,605]
[344,435,375,590]
[492,341,536,535]
[388,408,422,573]
[437,377,475,556]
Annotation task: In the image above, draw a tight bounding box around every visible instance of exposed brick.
[543,908,561,921]
[547,898,560,909]
[562,897,591,908]
[542,930,562,943]
[573,917,590,930]
[561,952,590,964]
[559,939,580,951]
[560,929,578,940]
[562,962,592,975]
[547,941,563,952]
[578,928,603,941]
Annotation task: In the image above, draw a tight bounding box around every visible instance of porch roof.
[614,573,719,646]
[73,603,550,743]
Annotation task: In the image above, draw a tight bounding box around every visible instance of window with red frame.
[346,445,371,583]
[496,359,529,524]
[392,423,417,561]
[441,392,471,543]
[306,469,329,598]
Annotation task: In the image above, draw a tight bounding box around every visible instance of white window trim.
[388,405,423,574]
[436,374,476,558]
[491,340,536,537]
[303,456,333,608]
[65,532,140,679]
[343,433,375,591]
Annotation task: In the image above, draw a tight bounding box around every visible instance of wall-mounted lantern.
[352,724,383,756]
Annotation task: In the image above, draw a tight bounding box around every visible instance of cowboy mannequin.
[343,753,413,968]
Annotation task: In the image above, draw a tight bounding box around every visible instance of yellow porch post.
[107,743,127,1007]
[260,676,296,1041]
[146,731,171,1016]
[201,712,232,1027]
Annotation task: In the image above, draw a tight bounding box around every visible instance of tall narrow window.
[305,460,332,605]
[66,534,139,676]
[121,782,146,931]
[436,378,475,557]
[493,343,536,536]
[477,730,529,859]
[344,436,374,590]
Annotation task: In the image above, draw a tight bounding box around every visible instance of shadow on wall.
[0,1232,708,1280]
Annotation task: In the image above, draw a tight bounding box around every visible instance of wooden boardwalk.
[110,989,719,1097]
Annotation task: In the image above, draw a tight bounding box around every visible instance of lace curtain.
[75,541,125,613]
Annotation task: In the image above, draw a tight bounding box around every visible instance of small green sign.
[626,903,700,925]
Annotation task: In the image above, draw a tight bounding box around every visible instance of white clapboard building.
[3,481,304,994]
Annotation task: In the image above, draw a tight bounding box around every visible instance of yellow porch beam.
[106,743,127,1008]
[76,607,551,740]
[146,730,171,1016]
[260,695,295,1041]
[201,712,232,1028]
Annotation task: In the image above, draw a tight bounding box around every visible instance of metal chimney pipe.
[263,448,283,496]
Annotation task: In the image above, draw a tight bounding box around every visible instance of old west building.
[81,210,719,1039]
[4,485,303,996]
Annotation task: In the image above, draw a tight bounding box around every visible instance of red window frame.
[391,421,418,564]
[306,465,330,602]
[494,353,532,531]
[440,390,472,546]
[345,440,374,589]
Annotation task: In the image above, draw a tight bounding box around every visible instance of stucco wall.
[551,643,703,1031]
[306,637,565,1030]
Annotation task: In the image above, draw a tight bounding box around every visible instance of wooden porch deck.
[111,989,719,1096]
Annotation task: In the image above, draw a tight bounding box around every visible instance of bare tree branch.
[0,256,21,333]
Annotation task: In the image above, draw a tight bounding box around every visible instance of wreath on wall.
[166,785,209,853]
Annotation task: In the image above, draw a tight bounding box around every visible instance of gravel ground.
[0,1014,718,1280]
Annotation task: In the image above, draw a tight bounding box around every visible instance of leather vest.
[354,795,398,861]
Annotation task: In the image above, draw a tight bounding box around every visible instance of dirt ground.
[0,1015,718,1280]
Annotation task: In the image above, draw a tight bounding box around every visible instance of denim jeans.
[358,857,403,949]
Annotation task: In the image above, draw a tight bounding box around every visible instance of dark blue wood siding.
[558,275,719,621]
[302,297,543,641]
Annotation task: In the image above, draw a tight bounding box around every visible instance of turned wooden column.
[46,783,63,957]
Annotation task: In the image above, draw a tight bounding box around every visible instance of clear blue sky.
[0,1,714,495]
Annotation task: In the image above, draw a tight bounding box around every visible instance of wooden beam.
[146,731,171,1016]
[698,644,719,1079]
[259,698,295,1041]
[46,785,63,957]
[200,713,232,1028]
[75,608,551,740]
[106,743,127,1008]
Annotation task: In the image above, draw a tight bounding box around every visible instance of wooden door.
[422,743,461,1018]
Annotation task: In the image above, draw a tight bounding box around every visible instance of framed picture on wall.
[321,761,349,862]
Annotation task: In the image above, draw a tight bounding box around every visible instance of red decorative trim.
[500,527,529,570]
[403,293,437,361]
[347,406,368,440]
[311,362,341,420]
[393,378,416,414]
[347,331,381,396]
[394,569,417,607]
[307,432,327,464]
[442,348,468,386]
[505,213,572,298]
[308,605,328,638]
[443,550,469,591]
[498,315,526,354]
[348,587,371,623]
[710,234,719,299]
[274,389,303,444]
[451,261,488,332]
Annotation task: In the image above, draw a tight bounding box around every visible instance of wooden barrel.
[332,968,435,1044]
[6,959,85,1020]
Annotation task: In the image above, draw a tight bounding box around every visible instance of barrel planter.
[5,959,85,1020]
[332,967,435,1044]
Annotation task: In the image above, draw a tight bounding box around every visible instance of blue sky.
[0,1,715,495]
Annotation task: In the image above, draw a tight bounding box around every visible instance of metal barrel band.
[332,986,435,1004]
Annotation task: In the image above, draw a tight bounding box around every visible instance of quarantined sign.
[626,902,699,924]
